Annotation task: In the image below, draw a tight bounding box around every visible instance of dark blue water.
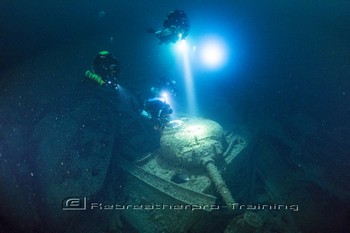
[1,1,349,232]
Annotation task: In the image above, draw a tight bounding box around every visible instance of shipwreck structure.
[118,117,249,232]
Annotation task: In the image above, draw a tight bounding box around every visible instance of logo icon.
[62,197,87,210]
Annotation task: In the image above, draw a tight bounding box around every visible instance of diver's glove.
[140,110,152,119]
[104,79,119,90]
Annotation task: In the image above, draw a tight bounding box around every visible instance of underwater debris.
[171,172,190,184]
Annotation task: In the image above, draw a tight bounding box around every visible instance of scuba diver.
[85,51,120,89]
[140,97,173,130]
[147,10,190,44]
[140,77,176,130]
[85,51,174,130]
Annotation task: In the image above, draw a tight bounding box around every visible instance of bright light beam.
[178,40,197,115]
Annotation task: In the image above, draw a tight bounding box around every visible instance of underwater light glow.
[161,91,170,103]
[176,39,188,53]
[200,37,227,69]
[161,91,168,98]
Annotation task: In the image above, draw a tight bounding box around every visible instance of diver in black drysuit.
[140,97,173,130]
[148,9,190,44]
